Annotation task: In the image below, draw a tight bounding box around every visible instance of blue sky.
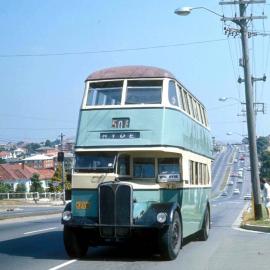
[0,0,270,144]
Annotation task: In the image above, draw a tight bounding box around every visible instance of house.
[36,147,58,156]
[13,147,26,158]
[0,151,13,160]
[0,163,54,192]
[23,154,55,169]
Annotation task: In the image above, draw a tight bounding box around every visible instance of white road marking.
[48,259,77,270]
[23,227,58,235]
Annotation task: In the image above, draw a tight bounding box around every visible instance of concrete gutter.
[240,223,270,233]
[0,208,63,220]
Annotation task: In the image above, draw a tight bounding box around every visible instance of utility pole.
[59,133,65,205]
[220,0,267,219]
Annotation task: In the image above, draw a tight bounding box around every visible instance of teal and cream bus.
[62,66,212,260]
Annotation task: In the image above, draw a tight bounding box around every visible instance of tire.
[63,226,88,258]
[159,211,182,260]
[198,207,210,241]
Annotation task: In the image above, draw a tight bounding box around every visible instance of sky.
[0,0,270,144]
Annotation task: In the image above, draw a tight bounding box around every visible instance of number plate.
[76,201,90,209]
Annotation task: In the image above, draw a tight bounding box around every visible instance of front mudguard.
[135,202,181,227]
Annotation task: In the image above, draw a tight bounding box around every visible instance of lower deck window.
[158,158,180,174]
[133,158,155,178]
[189,160,209,185]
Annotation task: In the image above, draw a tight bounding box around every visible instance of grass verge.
[241,202,270,227]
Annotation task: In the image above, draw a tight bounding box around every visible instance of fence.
[0,192,64,201]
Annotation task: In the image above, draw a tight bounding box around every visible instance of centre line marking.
[48,259,77,270]
[23,227,58,235]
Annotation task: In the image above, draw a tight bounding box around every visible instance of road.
[0,144,269,270]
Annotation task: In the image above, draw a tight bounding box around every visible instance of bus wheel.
[198,207,210,241]
[63,226,88,258]
[158,211,182,260]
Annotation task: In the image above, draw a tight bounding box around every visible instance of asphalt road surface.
[0,145,269,270]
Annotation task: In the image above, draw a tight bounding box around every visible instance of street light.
[174,7,223,17]
[226,132,248,137]
[218,97,243,103]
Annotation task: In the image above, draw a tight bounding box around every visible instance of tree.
[48,164,71,192]
[0,183,12,193]
[15,183,27,193]
[45,140,53,147]
[25,143,41,154]
[30,173,44,193]
[0,158,6,164]
[257,136,269,160]
[260,151,270,179]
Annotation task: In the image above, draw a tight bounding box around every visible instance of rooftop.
[86,65,176,81]
[0,164,54,181]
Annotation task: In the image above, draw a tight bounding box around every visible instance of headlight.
[157,212,167,223]
[62,210,72,221]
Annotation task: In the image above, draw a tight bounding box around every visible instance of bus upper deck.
[76,65,212,158]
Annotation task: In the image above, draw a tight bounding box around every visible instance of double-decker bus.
[62,65,212,260]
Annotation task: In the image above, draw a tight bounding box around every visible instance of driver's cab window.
[133,158,155,178]
[117,155,130,176]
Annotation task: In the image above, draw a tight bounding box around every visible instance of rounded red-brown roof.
[85,65,176,81]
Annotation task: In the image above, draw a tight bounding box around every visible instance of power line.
[0,113,74,123]
[0,39,227,58]
[0,127,75,131]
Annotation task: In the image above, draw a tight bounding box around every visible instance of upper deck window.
[168,81,179,107]
[125,80,162,105]
[87,81,123,106]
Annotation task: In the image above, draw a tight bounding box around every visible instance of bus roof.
[85,65,176,81]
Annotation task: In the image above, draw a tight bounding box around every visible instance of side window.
[183,90,190,114]
[192,99,199,121]
[133,158,155,178]
[198,105,205,125]
[188,95,195,118]
[168,81,179,107]
[189,161,194,185]
[201,107,208,126]
[204,108,209,127]
[198,163,202,185]
[177,84,184,110]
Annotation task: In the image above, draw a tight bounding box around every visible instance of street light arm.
[192,7,223,17]
[218,97,242,103]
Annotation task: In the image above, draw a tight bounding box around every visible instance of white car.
[221,191,228,196]
[244,194,252,200]
[233,188,240,194]
[228,180,234,185]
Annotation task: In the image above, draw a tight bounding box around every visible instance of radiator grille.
[99,182,132,238]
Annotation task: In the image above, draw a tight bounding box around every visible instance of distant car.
[230,172,237,177]
[247,166,251,171]
[237,179,243,183]
[244,194,252,200]
[233,188,240,194]
[221,191,228,196]
[228,180,234,185]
